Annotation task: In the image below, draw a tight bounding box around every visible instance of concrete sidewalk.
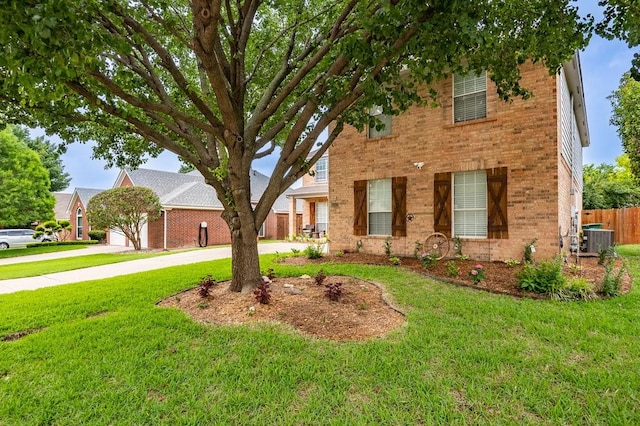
[0,244,135,266]
[0,242,309,295]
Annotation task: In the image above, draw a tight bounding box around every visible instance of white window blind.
[368,106,392,138]
[368,179,392,235]
[453,72,487,123]
[453,170,487,237]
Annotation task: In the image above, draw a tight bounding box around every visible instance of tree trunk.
[228,214,262,292]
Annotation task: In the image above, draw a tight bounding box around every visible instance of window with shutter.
[487,167,508,239]
[453,72,487,123]
[433,172,452,237]
[353,177,406,237]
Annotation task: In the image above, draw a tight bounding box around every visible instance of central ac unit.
[584,229,615,253]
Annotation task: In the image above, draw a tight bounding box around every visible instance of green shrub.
[552,277,597,301]
[600,261,627,297]
[420,252,439,269]
[383,237,392,257]
[446,261,460,277]
[88,230,107,241]
[517,257,565,294]
[27,240,98,248]
[389,256,401,266]
[304,243,324,259]
[523,238,538,263]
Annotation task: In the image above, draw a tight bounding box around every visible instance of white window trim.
[316,201,328,233]
[453,71,487,123]
[76,207,83,240]
[315,157,328,183]
[367,106,392,138]
[452,170,488,239]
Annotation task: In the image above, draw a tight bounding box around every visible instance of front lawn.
[0,249,639,424]
[0,244,88,260]
[0,252,172,280]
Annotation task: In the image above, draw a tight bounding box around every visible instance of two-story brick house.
[328,56,589,261]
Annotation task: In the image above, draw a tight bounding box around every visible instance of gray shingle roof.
[75,188,105,207]
[124,168,290,212]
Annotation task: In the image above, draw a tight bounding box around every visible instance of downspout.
[163,209,168,251]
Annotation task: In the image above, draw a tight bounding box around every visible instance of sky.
[38,1,636,192]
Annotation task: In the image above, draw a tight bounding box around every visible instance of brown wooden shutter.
[487,167,508,239]
[353,180,368,236]
[434,172,452,237]
[392,176,407,237]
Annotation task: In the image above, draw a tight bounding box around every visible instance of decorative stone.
[284,287,304,295]
[300,274,311,279]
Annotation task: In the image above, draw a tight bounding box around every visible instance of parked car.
[0,229,52,249]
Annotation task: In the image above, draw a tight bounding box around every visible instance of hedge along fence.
[582,207,640,245]
[26,241,99,248]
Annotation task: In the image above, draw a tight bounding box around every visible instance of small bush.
[468,264,486,284]
[314,269,327,286]
[253,279,271,304]
[27,240,98,248]
[446,261,460,277]
[420,252,439,269]
[597,244,618,266]
[304,243,324,259]
[600,261,627,297]
[290,248,301,257]
[263,268,275,280]
[334,250,344,257]
[383,237,392,256]
[324,282,343,301]
[517,257,565,294]
[389,256,401,266]
[197,275,217,298]
[504,258,521,267]
[455,254,470,261]
[552,277,597,301]
[88,230,107,241]
[413,241,423,259]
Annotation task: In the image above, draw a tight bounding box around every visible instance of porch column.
[288,196,296,238]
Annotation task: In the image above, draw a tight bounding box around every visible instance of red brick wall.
[145,208,282,249]
[69,198,91,241]
[328,62,566,261]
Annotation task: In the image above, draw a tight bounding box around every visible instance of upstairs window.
[453,71,487,123]
[315,157,328,183]
[367,106,392,138]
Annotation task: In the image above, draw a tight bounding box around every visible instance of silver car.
[0,229,52,249]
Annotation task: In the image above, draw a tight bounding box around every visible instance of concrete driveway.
[0,242,310,295]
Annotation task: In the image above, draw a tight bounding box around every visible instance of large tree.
[11,127,71,192]
[0,1,590,291]
[583,155,640,209]
[596,0,640,80]
[610,74,640,179]
[87,186,161,250]
[0,127,55,227]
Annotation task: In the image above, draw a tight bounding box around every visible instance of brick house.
[109,168,297,249]
[328,56,589,261]
[286,150,328,237]
[67,188,105,240]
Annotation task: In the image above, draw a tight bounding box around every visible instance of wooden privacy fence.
[581,207,640,245]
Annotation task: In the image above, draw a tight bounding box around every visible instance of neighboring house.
[52,192,72,220]
[110,168,297,249]
[67,188,105,240]
[286,150,329,237]
[328,56,589,261]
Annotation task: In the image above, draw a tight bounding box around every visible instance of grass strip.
[0,244,87,260]
[0,252,172,280]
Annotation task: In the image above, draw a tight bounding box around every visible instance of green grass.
[0,244,88,260]
[0,252,172,280]
[1,249,639,424]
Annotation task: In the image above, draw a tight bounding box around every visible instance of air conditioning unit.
[584,229,615,253]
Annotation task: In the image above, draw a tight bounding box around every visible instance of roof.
[286,184,329,199]
[118,168,292,213]
[562,53,590,147]
[52,192,72,219]
[67,188,106,212]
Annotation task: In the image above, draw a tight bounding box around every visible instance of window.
[453,170,487,238]
[258,222,265,238]
[368,179,392,235]
[315,157,328,183]
[316,202,328,233]
[453,71,487,123]
[434,168,508,239]
[76,208,83,239]
[367,106,392,138]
